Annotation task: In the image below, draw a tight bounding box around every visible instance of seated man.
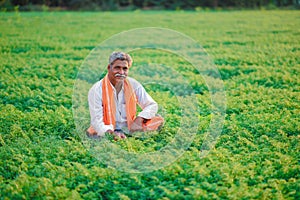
[87,51,164,139]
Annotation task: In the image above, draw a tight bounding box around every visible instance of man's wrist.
[135,116,145,123]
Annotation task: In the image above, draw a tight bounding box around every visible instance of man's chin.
[115,78,125,85]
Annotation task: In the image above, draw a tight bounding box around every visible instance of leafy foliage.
[0,11,299,199]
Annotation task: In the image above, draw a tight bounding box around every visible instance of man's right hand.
[106,129,126,140]
[105,129,114,134]
[114,131,126,140]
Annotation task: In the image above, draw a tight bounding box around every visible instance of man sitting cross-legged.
[87,51,164,140]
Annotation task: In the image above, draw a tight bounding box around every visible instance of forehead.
[111,59,129,67]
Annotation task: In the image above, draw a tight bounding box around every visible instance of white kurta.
[88,77,158,136]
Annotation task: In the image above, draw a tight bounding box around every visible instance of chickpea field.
[0,11,299,199]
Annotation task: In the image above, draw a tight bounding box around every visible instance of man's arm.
[129,79,158,132]
[135,84,158,119]
[88,81,114,136]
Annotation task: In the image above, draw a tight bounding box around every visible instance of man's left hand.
[129,117,145,132]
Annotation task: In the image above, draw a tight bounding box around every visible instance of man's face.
[107,59,129,86]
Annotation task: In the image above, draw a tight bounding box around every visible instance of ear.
[107,64,110,70]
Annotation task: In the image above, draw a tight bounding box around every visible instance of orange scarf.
[102,75,137,129]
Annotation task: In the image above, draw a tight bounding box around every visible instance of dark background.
[1,0,300,11]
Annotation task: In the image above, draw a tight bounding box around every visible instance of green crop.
[0,11,299,199]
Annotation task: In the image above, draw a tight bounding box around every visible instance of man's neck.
[114,82,123,95]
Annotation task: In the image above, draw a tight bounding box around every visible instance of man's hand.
[129,117,146,132]
[106,129,126,140]
[114,131,126,140]
[105,129,114,134]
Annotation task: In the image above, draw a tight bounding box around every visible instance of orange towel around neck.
[102,75,137,129]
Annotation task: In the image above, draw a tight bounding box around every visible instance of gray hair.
[109,51,133,67]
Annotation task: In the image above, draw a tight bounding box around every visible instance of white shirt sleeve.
[88,80,114,136]
[128,78,158,119]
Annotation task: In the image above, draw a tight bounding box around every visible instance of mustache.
[115,74,126,78]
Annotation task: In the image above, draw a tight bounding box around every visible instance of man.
[87,51,164,139]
